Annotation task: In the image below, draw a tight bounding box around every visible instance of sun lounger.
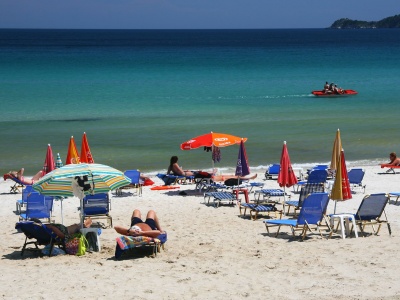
[115,232,167,258]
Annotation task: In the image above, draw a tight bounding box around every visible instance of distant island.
[329,14,400,29]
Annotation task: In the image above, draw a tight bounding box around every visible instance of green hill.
[330,14,400,29]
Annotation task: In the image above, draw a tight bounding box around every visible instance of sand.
[1,164,400,299]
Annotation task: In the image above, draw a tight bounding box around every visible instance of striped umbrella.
[33,163,130,226]
[56,153,63,169]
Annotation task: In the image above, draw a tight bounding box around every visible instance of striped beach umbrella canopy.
[33,163,130,198]
[33,163,130,226]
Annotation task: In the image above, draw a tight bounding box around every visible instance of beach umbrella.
[181,132,246,150]
[80,132,94,164]
[66,136,81,165]
[56,153,63,169]
[235,139,250,186]
[43,144,55,176]
[330,129,342,173]
[181,131,247,169]
[330,150,352,213]
[278,141,298,215]
[33,163,130,227]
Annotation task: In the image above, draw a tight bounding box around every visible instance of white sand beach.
[1,164,400,299]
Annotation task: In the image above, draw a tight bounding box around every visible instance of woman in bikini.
[8,168,43,185]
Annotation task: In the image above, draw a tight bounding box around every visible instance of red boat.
[312,89,358,97]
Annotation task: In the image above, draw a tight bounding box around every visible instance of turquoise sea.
[1,29,399,175]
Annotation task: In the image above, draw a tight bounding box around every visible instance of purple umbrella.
[235,139,250,184]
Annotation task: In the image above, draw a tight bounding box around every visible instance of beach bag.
[224,178,242,186]
[65,233,88,256]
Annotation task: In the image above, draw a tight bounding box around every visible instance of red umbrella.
[278,141,298,188]
[43,144,55,176]
[80,132,94,164]
[278,141,297,215]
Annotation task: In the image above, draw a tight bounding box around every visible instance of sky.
[0,0,398,29]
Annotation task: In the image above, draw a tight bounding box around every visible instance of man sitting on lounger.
[6,168,43,185]
[114,209,165,238]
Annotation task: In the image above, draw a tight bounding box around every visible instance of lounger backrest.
[355,193,389,221]
[83,193,110,215]
[297,192,329,225]
[298,183,325,207]
[268,164,280,175]
[307,169,328,184]
[124,170,141,185]
[348,168,365,184]
[25,193,52,219]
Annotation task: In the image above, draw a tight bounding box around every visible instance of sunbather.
[34,217,92,240]
[167,156,195,176]
[7,168,43,185]
[212,173,258,182]
[114,209,164,238]
[387,152,400,166]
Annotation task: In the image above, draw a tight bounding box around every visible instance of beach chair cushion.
[115,233,167,258]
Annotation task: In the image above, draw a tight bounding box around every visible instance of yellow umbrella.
[330,129,342,172]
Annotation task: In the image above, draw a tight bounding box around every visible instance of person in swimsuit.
[7,168,43,185]
[167,156,195,177]
[38,217,93,241]
[387,152,400,166]
[114,209,164,238]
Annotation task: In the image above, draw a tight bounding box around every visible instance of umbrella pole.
[334,200,337,214]
[60,199,64,225]
[80,197,84,229]
[283,187,286,216]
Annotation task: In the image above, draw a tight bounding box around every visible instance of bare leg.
[66,217,92,235]
[146,210,163,232]
[132,209,142,220]
[32,170,44,181]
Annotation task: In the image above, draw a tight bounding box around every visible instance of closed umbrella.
[330,129,342,173]
[80,132,94,163]
[278,141,298,215]
[235,139,250,186]
[66,136,80,165]
[56,153,63,169]
[33,163,130,227]
[43,144,55,176]
[330,150,352,213]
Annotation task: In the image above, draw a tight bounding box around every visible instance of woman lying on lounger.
[212,173,257,182]
[7,168,44,185]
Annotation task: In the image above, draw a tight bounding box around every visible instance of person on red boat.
[323,81,329,93]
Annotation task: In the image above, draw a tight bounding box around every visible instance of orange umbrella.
[43,144,55,176]
[66,136,81,165]
[80,132,94,164]
[330,129,342,172]
[181,131,247,170]
[181,132,246,150]
[330,150,352,213]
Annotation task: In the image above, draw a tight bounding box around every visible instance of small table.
[329,213,358,239]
